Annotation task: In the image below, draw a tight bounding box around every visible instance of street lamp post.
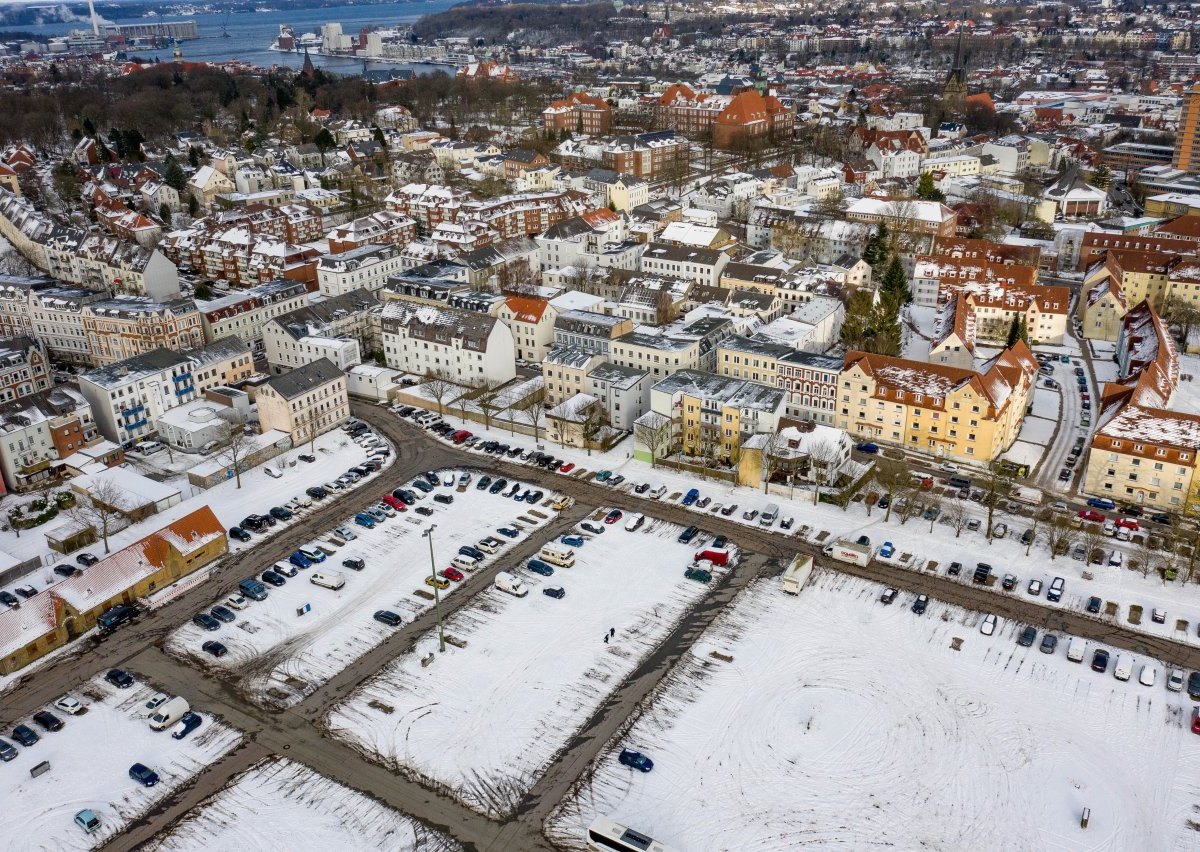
[424,525,446,652]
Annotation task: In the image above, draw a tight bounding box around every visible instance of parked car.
[855,442,880,454]
[433,494,454,505]
[74,810,101,834]
[1002,574,1017,591]
[527,560,555,576]
[880,588,897,605]
[12,724,39,746]
[1018,626,1037,647]
[1039,634,1058,654]
[106,668,134,688]
[53,695,84,715]
[979,614,997,636]
[684,566,712,583]
[201,640,228,658]
[32,710,63,731]
[911,594,929,615]
[192,612,221,631]
[129,763,159,787]
[210,605,236,623]
[1091,649,1111,673]
[439,567,465,582]
[229,526,251,543]
[618,748,654,772]
[261,570,286,587]
[354,513,376,528]
[1167,669,1185,692]
[269,506,292,521]
[1027,579,1043,596]
[0,738,17,761]
[171,712,203,740]
[425,575,449,590]
[1086,596,1103,614]
[543,586,566,599]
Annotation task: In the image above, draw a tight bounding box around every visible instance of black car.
[677,526,699,544]
[11,724,38,746]
[433,494,454,505]
[13,586,36,600]
[948,561,962,576]
[506,446,523,458]
[543,586,566,599]
[415,506,434,516]
[1188,671,1200,700]
[229,527,252,542]
[373,610,402,627]
[394,489,418,503]
[32,711,63,732]
[476,475,492,490]
[106,668,134,688]
[712,535,728,550]
[202,640,228,658]
[343,557,365,571]
[1086,596,1103,614]
[269,507,293,521]
[634,482,650,494]
[1150,513,1172,525]
[193,612,221,631]
[299,454,316,463]
[53,565,78,578]
[261,570,287,587]
[911,594,929,615]
[413,480,434,493]
[129,763,159,787]
[0,590,18,607]
[523,489,544,504]
[241,515,266,531]
[210,605,236,623]
[397,406,415,417]
[1017,625,1037,647]
[362,460,383,472]
[172,712,203,739]
[459,545,485,560]
[489,478,508,494]
[75,552,99,566]
[423,471,440,485]
[307,486,328,500]
[1091,649,1110,673]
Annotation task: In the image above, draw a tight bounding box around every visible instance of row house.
[1075,231,1196,272]
[160,226,319,289]
[836,343,1038,463]
[555,311,634,355]
[542,91,613,136]
[542,346,606,409]
[256,357,350,445]
[379,301,516,386]
[326,210,418,254]
[196,279,310,353]
[459,191,586,241]
[0,188,62,269]
[317,243,407,298]
[44,232,180,301]
[0,386,103,493]
[497,296,557,363]
[385,183,472,233]
[536,210,643,273]
[716,335,841,425]
[262,289,378,375]
[82,296,205,367]
[639,242,729,287]
[0,337,51,403]
[77,337,254,445]
[0,277,105,366]
[94,204,162,249]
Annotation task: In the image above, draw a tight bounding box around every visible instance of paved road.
[6,399,1200,852]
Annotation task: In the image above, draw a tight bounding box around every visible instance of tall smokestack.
[88,0,99,36]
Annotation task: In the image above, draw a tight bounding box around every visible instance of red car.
[559,462,575,473]
[439,566,464,582]
[382,495,406,510]
[451,430,472,444]
[1193,707,1200,735]
[1115,517,1140,531]
[1077,510,1105,523]
[604,509,623,524]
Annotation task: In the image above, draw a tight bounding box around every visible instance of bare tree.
[980,461,1014,541]
[474,379,502,431]
[894,480,923,526]
[1131,536,1161,580]
[1078,522,1108,569]
[423,368,459,416]
[925,493,943,533]
[579,399,608,456]
[516,397,545,442]
[633,411,672,467]
[220,424,254,489]
[758,431,790,493]
[808,440,844,505]
[873,457,909,523]
[68,477,130,554]
[1023,510,1044,557]
[1044,510,1076,561]
[944,498,970,538]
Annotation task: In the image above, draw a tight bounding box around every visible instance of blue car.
[561,535,586,548]
[681,488,700,506]
[1086,497,1116,510]
[527,559,555,576]
[238,578,267,601]
[129,763,159,787]
[619,748,653,772]
[855,442,880,454]
[354,512,376,528]
[289,552,312,569]
[171,712,203,740]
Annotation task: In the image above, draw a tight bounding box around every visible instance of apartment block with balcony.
[196,279,310,353]
[262,289,379,375]
[0,386,102,493]
[648,369,786,465]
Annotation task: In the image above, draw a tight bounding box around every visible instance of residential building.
[326,210,418,254]
[836,343,1038,462]
[380,301,516,386]
[639,242,729,287]
[0,386,101,492]
[317,243,407,298]
[601,131,691,180]
[778,351,842,425]
[1173,82,1200,174]
[262,290,378,374]
[78,338,254,445]
[542,91,613,136]
[498,296,557,363]
[542,346,605,409]
[82,296,204,367]
[0,336,51,402]
[256,357,350,445]
[586,362,651,430]
[554,310,634,355]
[0,506,227,675]
[196,280,310,353]
[647,369,786,464]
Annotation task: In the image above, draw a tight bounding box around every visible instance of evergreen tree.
[188,146,201,169]
[862,223,888,275]
[916,171,945,202]
[880,254,911,306]
[1006,315,1021,348]
[164,154,187,193]
[1091,164,1111,190]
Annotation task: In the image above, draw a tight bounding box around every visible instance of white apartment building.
[380,301,516,386]
[316,243,407,297]
[196,279,310,352]
[262,289,378,375]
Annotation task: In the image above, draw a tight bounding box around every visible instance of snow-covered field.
[166,469,559,707]
[144,757,461,852]
[548,572,1200,851]
[0,673,241,851]
[326,515,727,818]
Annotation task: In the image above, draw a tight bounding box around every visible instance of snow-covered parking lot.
[326,514,730,818]
[166,469,560,708]
[548,572,1200,851]
[0,673,241,850]
[144,757,461,852]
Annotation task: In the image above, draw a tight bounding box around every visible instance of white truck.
[822,539,873,567]
[148,696,190,731]
[495,571,528,597]
[1010,485,1042,506]
[782,554,814,595]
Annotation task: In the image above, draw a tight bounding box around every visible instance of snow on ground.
[165,468,560,708]
[326,515,727,818]
[144,757,461,852]
[410,411,1200,647]
[1171,353,1200,418]
[0,673,242,851]
[548,572,1200,851]
[1016,410,1056,445]
[1030,384,1061,420]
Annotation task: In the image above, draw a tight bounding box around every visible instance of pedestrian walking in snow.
[603,634,609,644]
[609,627,615,638]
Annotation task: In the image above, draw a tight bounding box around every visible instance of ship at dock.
[269,24,321,53]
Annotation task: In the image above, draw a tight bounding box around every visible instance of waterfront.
[0,0,460,74]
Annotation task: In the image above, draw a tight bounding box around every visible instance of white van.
[148,696,190,731]
[760,504,780,526]
[1066,637,1086,663]
[310,571,346,590]
[451,554,480,573]
[495,571,528,597]
[1113,654,1132,681]
[539,543,576,568]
